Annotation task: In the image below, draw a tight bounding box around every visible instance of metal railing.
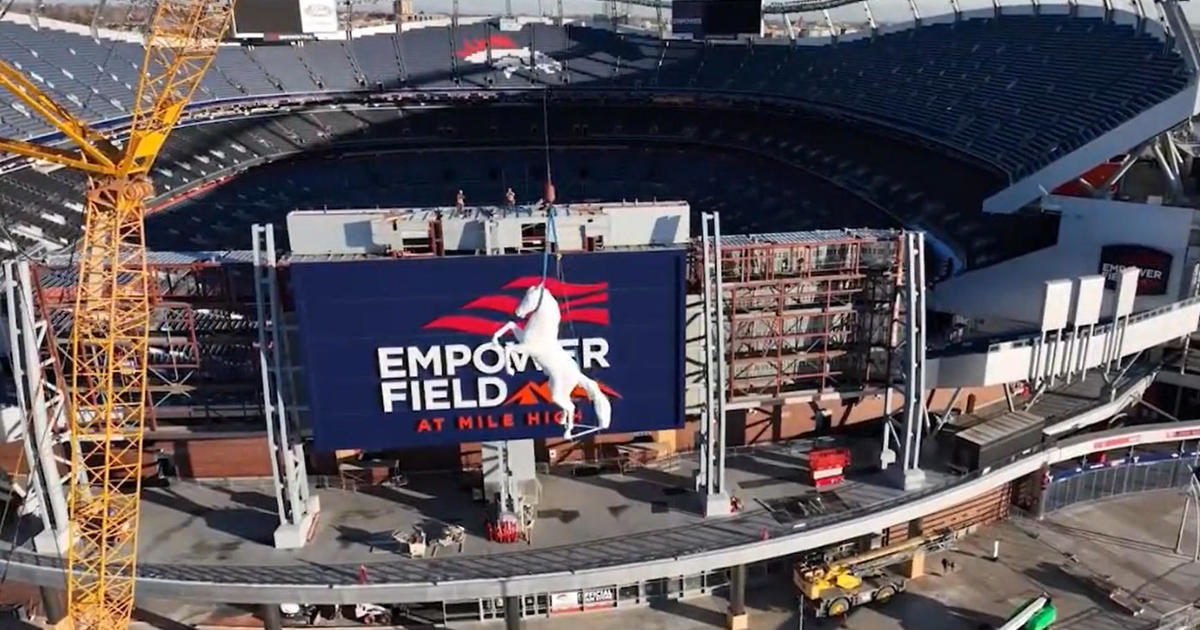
[1143,605,1200,630]
[1044,454,1199,514]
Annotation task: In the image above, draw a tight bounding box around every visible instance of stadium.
[1,0,1200,628]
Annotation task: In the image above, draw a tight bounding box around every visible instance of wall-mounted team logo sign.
[1098,244,1172,295]
[298,0,338,33]
[457,34,563,78]
[304,4,333,17]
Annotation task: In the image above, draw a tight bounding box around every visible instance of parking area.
[486,489,1199,630]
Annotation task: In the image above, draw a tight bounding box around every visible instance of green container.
[1026,603,1057,630]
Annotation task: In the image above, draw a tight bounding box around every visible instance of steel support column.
[88,0,109,39]
[897,232,927,490]
[29,0,42,30]
[252,224,319,549]
[729,564,746,615]
[261,603,282,630]
[4,260,69,554]
[504,595,521,630]
[40,587,66,625]
[697,212,730,517]
[727,563,748,630]
[1034,464,1051,520]
[1152,135,1185,204]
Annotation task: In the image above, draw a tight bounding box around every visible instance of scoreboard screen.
[672,0,762,38]
[233,0,339,37]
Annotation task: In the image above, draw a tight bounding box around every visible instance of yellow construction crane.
[0,2,235,629]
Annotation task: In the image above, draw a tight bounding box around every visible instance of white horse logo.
[490,284,612,439]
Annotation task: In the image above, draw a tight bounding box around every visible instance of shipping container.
[949,410,1045,471]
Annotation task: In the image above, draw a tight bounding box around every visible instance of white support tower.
[696,212,731,517]
[252,224,320,549]
[887,232,928,491]
[3,261,69,554]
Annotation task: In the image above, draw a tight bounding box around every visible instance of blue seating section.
[124,103,1050,268]
[0,16,1186,180]
[145,145,890,252]
[0,14,1171,266]
[0,97,1057,268]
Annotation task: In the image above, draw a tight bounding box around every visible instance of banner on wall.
[298,0,339,33]
[1098,244,1172,295]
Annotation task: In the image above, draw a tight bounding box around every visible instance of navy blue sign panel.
[290,249,687,450]
[672,0,762,38]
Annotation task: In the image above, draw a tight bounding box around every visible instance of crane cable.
[536,90,579,341]
[535,89,560,314]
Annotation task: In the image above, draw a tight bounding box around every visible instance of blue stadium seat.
[0,14,1177,267]
[0,16,1185,182]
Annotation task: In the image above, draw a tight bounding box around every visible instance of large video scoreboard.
[671,0,762,38]
[232,0,339,38]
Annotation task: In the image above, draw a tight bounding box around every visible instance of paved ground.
[453,489,1200,630]
[2,368,1139,572]
[6,438,960,566]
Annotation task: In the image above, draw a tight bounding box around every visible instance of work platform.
[5,439,949,568]
[943,362,1157,439]
[0,369,1174,606]
[1157,339,1200,391]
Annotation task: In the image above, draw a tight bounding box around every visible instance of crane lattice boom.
[0,3,235,630]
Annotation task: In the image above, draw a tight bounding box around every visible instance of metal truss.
[252,223,318,549]
[696,232,903,404]
[145,303,201,423]
[3,261,70,553]
[32,258,263,428]
[696,212,730,516]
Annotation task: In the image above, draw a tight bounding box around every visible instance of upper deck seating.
[0,15,1182,184]
[0,12,1167,265]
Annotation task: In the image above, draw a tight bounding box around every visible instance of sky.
[402,0,1200,26]
[51,0,1200,30]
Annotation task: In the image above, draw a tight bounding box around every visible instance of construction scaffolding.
[691,230,905,404]
[28,254,262,432]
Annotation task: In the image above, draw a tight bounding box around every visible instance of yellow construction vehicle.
[794,531,954,618]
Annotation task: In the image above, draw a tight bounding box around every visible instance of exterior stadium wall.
[169,437,275,478]
[4,419,1195,605]
[127,276,1199,477]
[932,195,1196,323]
[929,297,1200,387]
[727,386,1007,446]
[137,387,1012,478]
